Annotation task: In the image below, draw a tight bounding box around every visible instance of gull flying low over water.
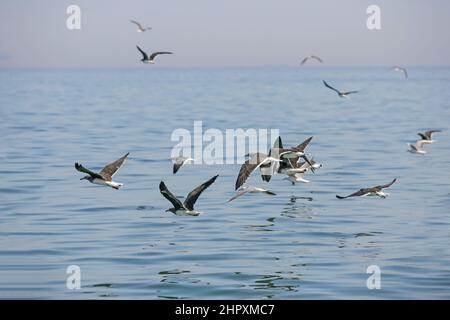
[130,20,152,32]
[75,153,129,189]
[136,46,173,64]
[282,159,322,185]
[272,136,315,178]
[300,55,323,66]
[336,179,397,199]
[236,135,314,187]
[390,66,408,79]
[172,156,194,174]
[418,130,441,142]
[159,175,219,216]
[235,153,281,190]
[323,80,358,98]
[227,186,276,202]
[407,139,431,155]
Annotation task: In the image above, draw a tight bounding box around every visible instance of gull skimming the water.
[136,46,172,64]
[282,158,322,185]
[159,175,218,216]
[408,139,431,155]
[130,20,151,32]
[75,153,129,190]
[390,66,408,79]
[172,156,194,174]
[336,179,397,199]
[227,186,276,202]
[300,55,323,66]
[323,80,358,98]
[235,153,281,190]
[272,136,315,179]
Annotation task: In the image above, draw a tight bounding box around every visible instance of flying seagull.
[323,80,358,98]
[235,153,281,190]
[390,66,408,79]
[159,175,218,216]
[130,20,151,32]
[136,46,173,64]
[227,186,276,202]
[336,179,397,199]
[282,159,322,185]
[418,130,441,142]
[172,156,194,174]
[407,139,431,155]
[300,55,323,66]
[271,136,315,178]
[75,153,129,189]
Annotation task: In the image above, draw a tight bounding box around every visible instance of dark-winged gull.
[300,55,323,66]
[323,80,358,98]
[227,186,276,202]
[159,175,218,216]
[136,46,173,64]
[75,153,129,189]
[130,20,151,32]
[336,179,397,199]
[235,153,281,190]
[172,156,194,174]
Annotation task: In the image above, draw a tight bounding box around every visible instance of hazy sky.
[0,0,449,68]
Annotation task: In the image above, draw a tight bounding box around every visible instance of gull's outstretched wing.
[272,136,283,149]
[323,80,341,94]
[336,188,369,199]
[184,175,219,211]
[149,52,173,60]
[235,153,267,190]
[136,46,148,60]
[374,178,397,190]
[99,153,129,181]
[417,133,427,140]
[310,55,323,63]
[300,56,309,65]
[424,130,441,139]
[159,181,184,210]
[227,188,249,202]
[130,20,143,29]
[342,91,359,95]
[294,136,313,152]
[75,163,104,180]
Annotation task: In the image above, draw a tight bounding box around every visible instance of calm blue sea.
[1,67,450,299]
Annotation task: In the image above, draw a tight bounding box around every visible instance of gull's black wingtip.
[159,181,166,191]
[336,195,345,199]
[172,164,178,175]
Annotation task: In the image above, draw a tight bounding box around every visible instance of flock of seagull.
[73,20,442,216]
